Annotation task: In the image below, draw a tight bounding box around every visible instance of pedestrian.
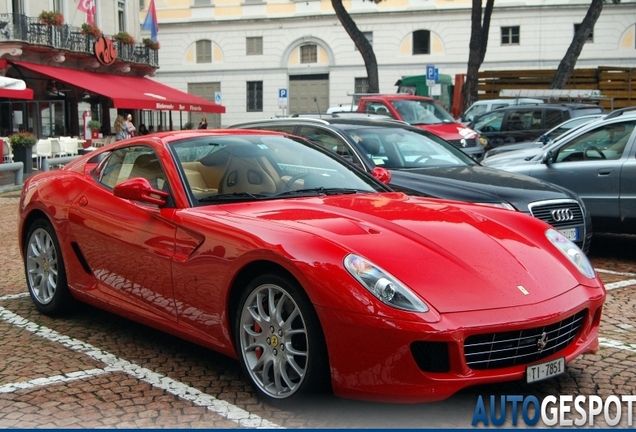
[138,124,149,135]
[114,115,127,141]
[157,124,164,132]
[125,114,136,137]
[198,117,208,129]
[148,125,155,134]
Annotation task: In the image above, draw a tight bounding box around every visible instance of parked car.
[482,114,605,159]
[457,98,544,124]
[483,107,636,234]
[326,104,358,114]
[469,103,605,151]
[355,94,486,160]
[19,129,604,404]
[230,116,592,252]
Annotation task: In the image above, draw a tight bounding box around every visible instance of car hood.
[210,193,583,314]
[387,166,576,212]
[482,148,544,168]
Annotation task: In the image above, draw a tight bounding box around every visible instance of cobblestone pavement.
[1,187,635,428]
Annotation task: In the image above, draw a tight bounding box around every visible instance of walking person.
[114,115,127,141]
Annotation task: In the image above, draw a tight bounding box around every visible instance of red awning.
[10,61,225,113]
[0,87,34,100]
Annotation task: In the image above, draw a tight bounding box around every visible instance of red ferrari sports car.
[19,129,605,404]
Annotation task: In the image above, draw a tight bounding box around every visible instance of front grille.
[447,138,477,148]
[528,199,584,230]
[464,310,586,370]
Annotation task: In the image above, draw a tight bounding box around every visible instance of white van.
[457,98,543,124]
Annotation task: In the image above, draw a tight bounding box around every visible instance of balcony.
[0,13,158,69]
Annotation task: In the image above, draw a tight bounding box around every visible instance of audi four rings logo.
[551,208,574,222]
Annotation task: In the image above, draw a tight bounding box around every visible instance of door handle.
[598,169,612,176]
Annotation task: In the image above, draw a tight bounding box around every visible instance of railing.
[0,13,159,68]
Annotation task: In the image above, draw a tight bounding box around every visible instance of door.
[289,74,329,114]
[68,144,178,321]
[529,120,636,221]
[188,82,221,128]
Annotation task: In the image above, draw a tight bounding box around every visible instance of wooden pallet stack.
[477,67,635,110]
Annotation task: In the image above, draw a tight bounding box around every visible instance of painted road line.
[599,337,636,353]
[0,368,108,394]
[0,292,29,301]
[596,268,636,278]
[0,305,283,429]
[604,279,636,291]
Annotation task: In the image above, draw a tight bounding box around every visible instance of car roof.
[230,114,412,129]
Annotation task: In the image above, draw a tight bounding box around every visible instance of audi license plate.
[559,228,578,241]
[526,357,565,383]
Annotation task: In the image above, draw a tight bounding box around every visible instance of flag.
[77,0,96,26]
[142,0,159,43]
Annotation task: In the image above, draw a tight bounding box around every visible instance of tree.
[331,0,380,93]
[550,0,604,89]
[462,0,495,112]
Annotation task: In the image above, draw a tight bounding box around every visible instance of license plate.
[526,357,565,383]
[559,227,578,241]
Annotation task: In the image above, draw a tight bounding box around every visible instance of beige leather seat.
[219,155,278,195]
[129,153,165,189]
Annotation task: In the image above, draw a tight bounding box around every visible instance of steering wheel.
[283,172,317,190]
[584,146,606,160]
[481,126,495,132]
[412,155,431,164]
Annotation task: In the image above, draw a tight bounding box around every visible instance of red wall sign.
[94,37,117,66]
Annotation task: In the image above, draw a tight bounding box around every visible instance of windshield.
[542,116,602,143]
[390,100,455,125]
[344,127,477,169]
[170,134,387,204]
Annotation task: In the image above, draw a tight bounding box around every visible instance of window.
[555,121,636,163]
[196,40,212,63]
[246,37,263,55]
[98,146,166,191]
[247,81,263,112]
[574,24,594,43]
[501,26,520,45]
[412,30,430,55]
[53,0,63,13]
[118,1,126,32]
[355,78,369,96]
[354,32,373,51]
[300,44,317,64]
[193,0,212,4]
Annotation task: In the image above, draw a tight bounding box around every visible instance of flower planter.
[13,146,33,174]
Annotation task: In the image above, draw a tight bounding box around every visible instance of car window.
[474,111,505,132]
[463,104,489,123]
[555,120,636,163]
[544,116,598,142]
[97,145,166,190]
[505,109,534,131]
[365,102,391,116]
[545,110,566,129]
[297,126,355,161]
[254,125,296,134]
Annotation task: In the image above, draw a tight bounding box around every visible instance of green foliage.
[183,122,194,130]
[87,120,101,131]
[9,132,37,149]
[114,31,135,45]
[39,10,64,26]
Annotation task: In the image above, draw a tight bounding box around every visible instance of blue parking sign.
[279,88,288,98]
[426,65,435,80]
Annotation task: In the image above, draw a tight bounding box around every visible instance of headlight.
[475,202,516,211]
[546,229,595,279]
[479,135,488,147]
[344,254,429,312]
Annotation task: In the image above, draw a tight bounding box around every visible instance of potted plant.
[39,10,64,27]
[80,23,102,38]
[113,31,135,45]
[142,38,160,50]
[9,132,37,174]
[87,120,101,139]
[183,122,194,130]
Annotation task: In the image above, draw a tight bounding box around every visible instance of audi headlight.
[344,254,428,312]
[475,202,516,211]
[546,229,595,279]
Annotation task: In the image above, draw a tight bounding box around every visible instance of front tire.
[24,219,73,315]
[234,273,329,404]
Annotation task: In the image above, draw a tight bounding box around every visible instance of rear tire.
[24,219,73,315]
[234,273,330,405]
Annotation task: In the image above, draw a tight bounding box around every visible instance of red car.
[19,130,604,404]
[357,94,485,160]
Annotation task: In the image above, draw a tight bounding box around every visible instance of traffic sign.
[214,92,222,104]
[279,88,288,109]
[426,65,435,81]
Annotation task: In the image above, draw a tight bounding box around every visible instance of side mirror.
[113,177,169,206]
[541,150,554,165]
[371,166,392,185]
[539,134,548,144]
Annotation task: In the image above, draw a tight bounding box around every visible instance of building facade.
[149,0,636,126]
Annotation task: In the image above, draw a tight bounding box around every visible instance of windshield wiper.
[275,188,366,197]
[198,192,270,202]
